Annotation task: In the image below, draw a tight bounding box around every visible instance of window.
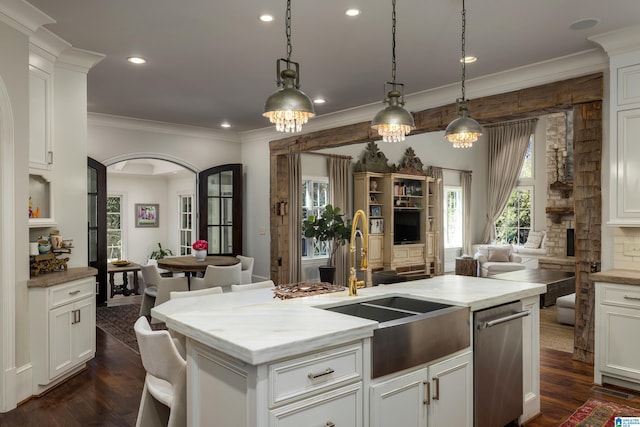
[520,135,534,179]
[179,194,194,255]
[444,187,463,248]
[106,195,122,261]
[495,187,532,245]
[301,178,329,258]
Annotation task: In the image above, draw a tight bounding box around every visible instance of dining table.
[157,255,240,281]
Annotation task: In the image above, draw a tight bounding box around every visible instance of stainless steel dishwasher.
[474,301,531,427]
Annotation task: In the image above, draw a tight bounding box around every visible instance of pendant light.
[444,0,483,148]
[371,0,415,143]
[263,0,315,133]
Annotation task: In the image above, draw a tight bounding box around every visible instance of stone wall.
[546,112,574,257]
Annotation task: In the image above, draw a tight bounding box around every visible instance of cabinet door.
[369,235,384,266]
[270,383,362,427]
[29,66,53,170]
[74,298,96,363]
[49,303,75,380]
[598,305,640,381]
[613,109,640,223]
[427,352,473,427]
[370,368,428,427]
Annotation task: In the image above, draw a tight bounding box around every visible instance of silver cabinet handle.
[624,295,640,301]
[423,380,430,405]
[432,377,440,400]
[480,310,531,329]
[69,290,81,295]
[325,423,335,427]
[308,368,335,380]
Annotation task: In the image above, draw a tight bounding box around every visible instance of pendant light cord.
[286,0,292,63]
[391,0,397,84]
[460,0,467,101]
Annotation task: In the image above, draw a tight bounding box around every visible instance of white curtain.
[461,171,472,256]
[482,119,538,243]
[288,153,301,283]
[328,157,351,286]
[429,167,445,274]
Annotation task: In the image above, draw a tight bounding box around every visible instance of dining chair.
[134,316,186,427]
[231,280,275,292]
[236,255,254,284]
[189,263,242,292]
[140,264,188,324]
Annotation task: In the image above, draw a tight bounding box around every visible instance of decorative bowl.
[111,260,130,267]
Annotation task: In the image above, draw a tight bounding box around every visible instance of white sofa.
[473,244,526,277]
[512,231,547,269]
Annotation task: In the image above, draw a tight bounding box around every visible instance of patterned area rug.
[560,399,640,426]
[96,304,165,354]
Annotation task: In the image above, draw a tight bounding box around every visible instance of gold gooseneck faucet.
[349,209,369,296]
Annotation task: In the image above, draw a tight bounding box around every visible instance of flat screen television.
[394,210,421,244]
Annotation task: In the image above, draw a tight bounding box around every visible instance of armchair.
[473,244,526,277]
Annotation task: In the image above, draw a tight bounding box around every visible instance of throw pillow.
[524,231,543,249]
[487,246,511,262]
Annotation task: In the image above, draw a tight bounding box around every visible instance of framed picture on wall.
[135,203,159,227]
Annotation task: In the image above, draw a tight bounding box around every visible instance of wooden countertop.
[27,266,98,288]
[591,269,640,286]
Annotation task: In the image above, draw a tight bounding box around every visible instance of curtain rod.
[302,152,353,160]
[434,166,472,174]
[482,117,539,128]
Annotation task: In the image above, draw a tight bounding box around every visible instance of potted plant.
[149,242,173,260]
[192,240,208,261]
[302,204,351,284]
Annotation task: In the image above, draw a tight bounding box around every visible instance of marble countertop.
[591,269,640,286]
[27,266,98,288]
[152,274,545,365]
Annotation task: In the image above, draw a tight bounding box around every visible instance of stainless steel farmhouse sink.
[325,296,470,378]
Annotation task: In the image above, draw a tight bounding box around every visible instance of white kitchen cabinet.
[595,281,640,390]
[28,61,53,171]
[29,277,96,393]
[370,350,472,427]
[187,339,363,427]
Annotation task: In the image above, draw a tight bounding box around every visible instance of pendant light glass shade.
[263,63,315,133]
[263,0,315,133]
[445,0,482,147]
[371,0,414,143]
[444,99,483,148]
[371,87,415,143]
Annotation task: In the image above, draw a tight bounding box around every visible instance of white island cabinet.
[28,268,97,394]
[152,275,544,426]
[593,270,640,391]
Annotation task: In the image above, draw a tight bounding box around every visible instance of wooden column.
[572,101,602,364]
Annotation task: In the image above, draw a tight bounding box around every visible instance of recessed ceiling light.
[569,18,599,30]
[221,122,231,128]
[127,56,146,65]
[313,98,327,104]
[345,9,360,17]
[259,14,274,22]
[460,56,477,64]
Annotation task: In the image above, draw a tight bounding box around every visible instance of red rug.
[560,398,640,426]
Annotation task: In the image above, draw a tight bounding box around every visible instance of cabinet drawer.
[269,342,362,407]
[599,283,640,309]
[49,278,94,309]
[393,245,425,260]
[269,382,362,427]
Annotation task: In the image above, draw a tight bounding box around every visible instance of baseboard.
[14,363,32,409]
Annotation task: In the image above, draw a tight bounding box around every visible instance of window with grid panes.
[106,195,122,261]
[301,178,330,258]
[444,187,463,248]
[179,194,194,255]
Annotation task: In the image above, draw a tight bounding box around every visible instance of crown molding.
[0,0,53,36]
[57,48,105,73]
[88,113,241,144]
[589,24,640,56]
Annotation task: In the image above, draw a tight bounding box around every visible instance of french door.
[198,164,243,256]
[87,157,107,304]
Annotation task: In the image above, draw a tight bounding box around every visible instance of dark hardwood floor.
[0,329,638,426]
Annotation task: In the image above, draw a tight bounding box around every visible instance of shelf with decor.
[29,173,56,228]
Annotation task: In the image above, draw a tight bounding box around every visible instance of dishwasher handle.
[478,309,531,329]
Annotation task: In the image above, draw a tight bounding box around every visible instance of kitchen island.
[152,275,545,426]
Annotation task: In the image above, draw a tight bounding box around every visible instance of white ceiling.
[27,0,640,133]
